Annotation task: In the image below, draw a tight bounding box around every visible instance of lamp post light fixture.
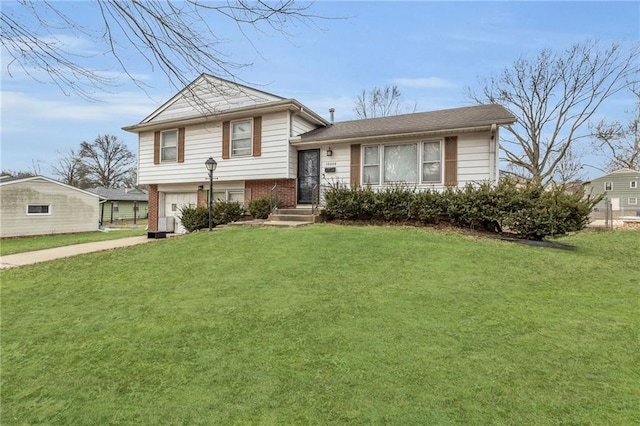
[205,157,218,231]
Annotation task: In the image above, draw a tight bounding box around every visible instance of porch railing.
[270,183,279,212]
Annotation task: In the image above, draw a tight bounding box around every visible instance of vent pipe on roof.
[329,108,335,124]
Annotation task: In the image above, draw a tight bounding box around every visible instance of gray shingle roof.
[299,104,516,143]
[87,187,148,202]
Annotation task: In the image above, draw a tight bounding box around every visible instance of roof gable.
[299,104,516,143]
[141,74,285,124]
[0,176,101,198]
[87,187,149,201]
[584,167,640,184]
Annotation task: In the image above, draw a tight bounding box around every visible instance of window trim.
[361,139,443,186]
[27,204,51,215]
[160,129,178,163]
[230,118,253,157]
[604,181,613,191]
[422,140,443,183]
[631,181,638,189]
[629,197,638,205]
[362,145,380,185]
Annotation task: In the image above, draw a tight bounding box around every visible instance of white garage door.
[165,193,197,234]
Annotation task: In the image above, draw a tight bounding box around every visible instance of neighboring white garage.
[0,176,100,238]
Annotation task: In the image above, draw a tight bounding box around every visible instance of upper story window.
[362,140,442,185]
[231,119,252,157]
[604,181,613,191]
[27,204,51,215]
[161,130,177,162]
[631,181,638,189]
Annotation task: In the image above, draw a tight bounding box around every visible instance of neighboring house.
[123,74,516,234]
[0,175,100,238]
[583,168,640,219]
[87,187,149,226]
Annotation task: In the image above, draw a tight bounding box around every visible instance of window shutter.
[444,136,458,186]
[222,121,230,159]
[350,144,361,187]
[154,131,160,165]
[252,116,262,157]
[177,127,185,163]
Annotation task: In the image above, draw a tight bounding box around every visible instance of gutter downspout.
[490,123,497,183]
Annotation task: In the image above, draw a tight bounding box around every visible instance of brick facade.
[245,179,297,208]
[147,184,159,232]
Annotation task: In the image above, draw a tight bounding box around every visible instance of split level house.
[583,168,640,219]
[123,74,517,234]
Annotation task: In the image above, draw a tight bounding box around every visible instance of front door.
[297,149,320,204]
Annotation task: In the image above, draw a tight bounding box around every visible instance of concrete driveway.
[0,236,157,269]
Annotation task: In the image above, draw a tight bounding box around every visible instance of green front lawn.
[0,227,147,256]
[2,225,638,424]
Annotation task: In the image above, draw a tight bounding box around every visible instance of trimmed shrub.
[409,189,445,224]
[248,196,274,219]
[324,183,376,220]
[373,185,414,222]
[323,178,597,240]
[178,206,210,232]
[213,200,244,224]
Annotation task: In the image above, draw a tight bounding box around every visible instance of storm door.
[297,149,320,204]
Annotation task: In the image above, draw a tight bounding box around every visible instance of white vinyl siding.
[143,75,283,123]
[138,112,292,185]
[1,178,99,238]
[323,131,494,190]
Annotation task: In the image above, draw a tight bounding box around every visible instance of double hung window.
[161,130,177,162]
[231,120,252,157]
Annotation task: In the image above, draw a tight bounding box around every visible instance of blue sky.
[1,1,639,180]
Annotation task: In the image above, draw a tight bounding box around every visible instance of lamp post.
[205,157,217,230]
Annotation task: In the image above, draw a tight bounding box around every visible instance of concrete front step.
[269,208,320,223]
[269,214,315,222]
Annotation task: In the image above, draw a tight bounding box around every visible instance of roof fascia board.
[124,99,328,132]
[293,124,501,146]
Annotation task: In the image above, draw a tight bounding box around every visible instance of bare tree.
[0,169,36,178]
[468,41,639,183]
[80,135,136,188]
[590,84,640,171]
[553,145,586,184]
[354,85,417,119]
[51,148,90,188]
[1,1,326,100]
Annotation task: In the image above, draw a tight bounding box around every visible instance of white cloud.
[394,77,458,89]
[1,91,158,124]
